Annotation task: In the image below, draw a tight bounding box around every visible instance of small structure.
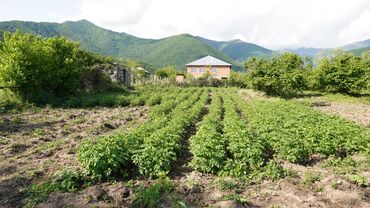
[103,63,131,85]
[186,55,232,79]
[175,74,185,83]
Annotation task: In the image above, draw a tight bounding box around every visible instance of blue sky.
[1,0,370,49]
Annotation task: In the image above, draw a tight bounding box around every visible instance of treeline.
[0,31,117,104]
[239,51,369,97]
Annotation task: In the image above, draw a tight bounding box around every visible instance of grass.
[132,179,174,208]
[303,171,322,186]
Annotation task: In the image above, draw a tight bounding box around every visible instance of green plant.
[220,194,249,205]
[315,51,369,94]
[303,171,322,186]
[133,179,173,208]
[245,53,309,98]
[346,175,368,186]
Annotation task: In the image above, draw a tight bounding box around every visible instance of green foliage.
[189,93,226,173]
[315,51,369,94]
[0,20,240,69]
[0,89,30,113]
[0,31,109,103]
[133,90,208,178]
[133,179,174,208]
[233,96,370,163]
[303,171,322,186]
[155,66,178,80]
[245,53,308,98]
[221,94,268,176]
[24,168,84,207]
[198,36,272,62]
[78,135,131,180]
[227,71,250,88]
[346,174,368,186]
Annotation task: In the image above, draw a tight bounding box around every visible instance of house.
[186,55,232,79]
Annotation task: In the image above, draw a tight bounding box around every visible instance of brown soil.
[0,106,148,208]
[313,102,370,127]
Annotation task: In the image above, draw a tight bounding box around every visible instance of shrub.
[0,31,111,103]
[245,53,308,98]
[315,51,369,94]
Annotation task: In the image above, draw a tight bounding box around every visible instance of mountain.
[342,39,370,51]
[197,36,272,62]
[349,46,370,56]
[283,47,323,57]
[0,20,241,70]
[285,38,370,58]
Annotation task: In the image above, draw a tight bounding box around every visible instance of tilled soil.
[0,106,148,208]
[313,102,370,127]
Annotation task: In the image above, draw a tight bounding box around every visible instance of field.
[0,87,369,208]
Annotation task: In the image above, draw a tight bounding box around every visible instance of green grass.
[132,179,174,208]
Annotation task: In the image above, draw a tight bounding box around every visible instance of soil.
[1,92,369,208]
[0,106,148,208]
[313,102,370,127]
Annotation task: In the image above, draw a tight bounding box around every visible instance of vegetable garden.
[78,87,370,179]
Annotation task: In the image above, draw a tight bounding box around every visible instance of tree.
[155,66,177,80]
[0,31,103,102]
[245,53,308,98]
[315,51,369,94]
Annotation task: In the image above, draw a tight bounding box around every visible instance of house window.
[200,68,205,73]
[191,67,196,73]
[211,67,217,73]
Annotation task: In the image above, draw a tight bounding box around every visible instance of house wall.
[175,75,185,83]
[186,65,231,79]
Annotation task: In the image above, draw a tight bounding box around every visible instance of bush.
[245,53,308,98]
[0,31,111,103]
[315,51,369,94]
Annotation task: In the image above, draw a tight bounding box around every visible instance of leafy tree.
[155,66,178,80]
[245,53,308,98]
[315,51,369,94]
[0,31,105,102]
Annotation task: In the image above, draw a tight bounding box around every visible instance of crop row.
[221,94,269,176]
[189,92,226,174]
[133,89,209,177]
[232,94,370,163]
[78,88,208,179]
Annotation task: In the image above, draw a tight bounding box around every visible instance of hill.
[342,39,370,51]
[349,46,370,56]
[197,36,272,62]
[0,20,240,70]
[285,38,370,58]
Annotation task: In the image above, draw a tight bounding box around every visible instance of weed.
[346,175,368,187]
[303,171,322,186]
[132,179,173,208]
[220,194,248,205]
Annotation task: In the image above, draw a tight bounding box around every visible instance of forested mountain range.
[0,19,369,70]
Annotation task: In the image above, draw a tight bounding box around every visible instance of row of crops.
[78,88,210,179]
[78,87,370,179]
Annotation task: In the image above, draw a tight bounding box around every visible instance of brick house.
[186,55,232,79]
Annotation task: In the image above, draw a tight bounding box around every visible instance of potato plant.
[189,92,226,173]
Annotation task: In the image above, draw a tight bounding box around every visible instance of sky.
[0,0,369,50]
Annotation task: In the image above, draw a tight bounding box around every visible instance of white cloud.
[339,9,370,45]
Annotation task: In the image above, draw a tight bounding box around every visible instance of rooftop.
[186,55,232,66]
